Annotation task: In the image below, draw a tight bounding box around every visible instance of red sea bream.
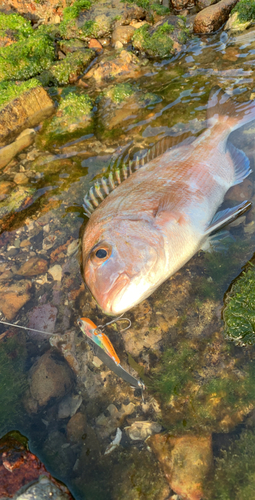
[82,87,255,314]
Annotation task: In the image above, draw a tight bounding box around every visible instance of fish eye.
[96,249,107,258]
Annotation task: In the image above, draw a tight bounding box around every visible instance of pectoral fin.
[205,200,252,236]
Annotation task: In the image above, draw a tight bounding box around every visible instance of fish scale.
[82,87,255,315]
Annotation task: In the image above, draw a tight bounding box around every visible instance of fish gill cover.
[223,263,255,346]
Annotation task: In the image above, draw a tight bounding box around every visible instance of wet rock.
[193,0,239,33]
[170,0,195,11]
[40,49,95,86]
[96,402,135,438]
[25,350,73,412]
[0,129,35,170]
[88,38,103,52]
[0,185,36,219]
[111,25,136,45]
[0,85,54,147]
[0,432,72,498]
[59,39,87,54]
[42,430,76,477]
[13,172,29,185]
[148,433,213,500]
[196,0,219,11]
[48,264,62,282]
[0,280,31,320]
[58,393,82,419]
[28,304,58,336]
[15,476,72,500]
[66,412,87,442]
[83,50,143,85]
[0,180,14,196]
[17,257,48,276]
[125,421,162,440]
[132,15,189,58]
[225,10,253,31]
[0,0,62,23]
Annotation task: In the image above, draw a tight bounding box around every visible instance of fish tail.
[207,86,255,132]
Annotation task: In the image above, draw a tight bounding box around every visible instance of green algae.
[40,89,94,147]
[132,22,174,58]
[0,334,27,433]
[104,83,134,104]
[0,78,41,110]
[223,263,255,346]
[208,430,255,500]
[231,0,255,24]
[0,33,55,82]
[151,339,255,433]
[40,49,94,86]
[63,0,91,22]
[82,20,100,37]
[0,12,33,41]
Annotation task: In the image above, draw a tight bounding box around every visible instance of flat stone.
[58,394,82,419]
[88,38,103,52]
[66,412,87,442]
[0,280,31,320]
[0,87,54,147]
[48,264,62,282]
[13,173,29,185]
[193,0,239,33]
[83,50,143,85]
[28,350,73,410]
[148,433,213,500]
[17,257,48,276]
[0,129,35,169]
[28,303,58,335]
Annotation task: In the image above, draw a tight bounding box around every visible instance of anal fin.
[205,200,252,236]
[228,142,252,185]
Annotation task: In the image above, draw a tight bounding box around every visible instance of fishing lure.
[77,317,145,391]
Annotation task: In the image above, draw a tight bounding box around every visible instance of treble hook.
[98,313,132,332]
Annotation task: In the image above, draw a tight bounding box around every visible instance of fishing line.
[97,313,132,332]
[0,320,54,336]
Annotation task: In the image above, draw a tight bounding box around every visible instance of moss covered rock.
[132,15,189,58]
[39,49,95,86]
[226,0,255,31]
[0,12,33,47]
[223,264,255,346]
[39,89,94,147]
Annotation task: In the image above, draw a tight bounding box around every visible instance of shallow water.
[1,27,255,499]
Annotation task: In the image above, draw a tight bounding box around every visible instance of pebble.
[17,257,48,276]
[48,264,62,282]
[66,239,79,256]
[66,412,87,442]
[13,173,28,185]
[125,421,162,441]
[58,394,82,419]
[0,280,31,320]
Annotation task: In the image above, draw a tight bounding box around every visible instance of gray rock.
[11,476,70,500]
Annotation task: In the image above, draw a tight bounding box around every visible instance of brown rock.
[0,87,54,146]
[0,280,31,320]
[28,350,73,410]
[0,129,35,170]
[196,0,219,11]
[66,412,87,442]
[170,0,195,10]
[111,25,136,45]
[17,257,48,276]
[83,50,143,85]
[0,181,14,195]
[193,0,239,33]
[148,433,213,500]
[88,38,103,52]
[13,173,28,185]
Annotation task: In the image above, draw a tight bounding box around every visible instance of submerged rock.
[0,83,54,146]
[83,49,143,84]
[148,433,213,500]
[111,25,136,45]
[225,0,255,32]
[0,280,31,320]
[193,0,239,33]
[125,421,162,440]
[40,49,95,86]
[0,128,35,170]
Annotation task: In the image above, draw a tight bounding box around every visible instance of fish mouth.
[101,273,130,315]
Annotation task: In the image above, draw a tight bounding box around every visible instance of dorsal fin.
[83,131,194,218]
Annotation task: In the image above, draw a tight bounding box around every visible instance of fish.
[82,86,255,315]
[77,317,145,390]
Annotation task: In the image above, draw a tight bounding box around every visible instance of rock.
[88,38,103,52]
[114,40,124,49]
[41,49,95,86]
[111,25,136,45]
[0,181,14,195]
[58,394,82,419]
[28,304,58,336]
[48,264,62,282]
[83,50,143,85]
[66,239,79,256]
[66,412,87,442]
[125,421,162,440]
[17,257,48,276]
[193,0,239,33]
[13,173,29,185]
[0,280,31,320]
[148,433,213,500]
[0,431,71,498]
[96,402,135,438]
[196,0,219,11]
[15,476,71,500]
[0,86,54,147]
[225,10,253,31]
[59,39,88,54]
[0,129,35,170]
[170,0,195,10]
[26,350,73,412]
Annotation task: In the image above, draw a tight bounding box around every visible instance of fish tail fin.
[207,86,255,132]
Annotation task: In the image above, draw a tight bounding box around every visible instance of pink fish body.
[82,88,255,315]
